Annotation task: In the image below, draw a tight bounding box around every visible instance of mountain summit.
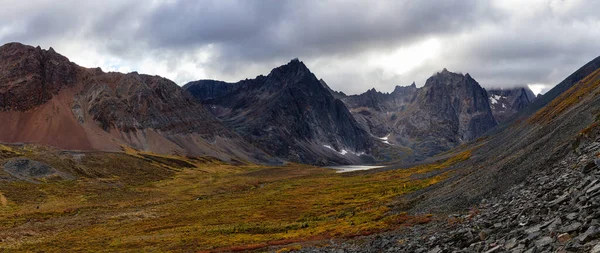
[487,87,537,122]
[339,69,497,160]
[185,59,375,165]
[0,43,270,162]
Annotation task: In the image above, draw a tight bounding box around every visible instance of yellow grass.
[0,146,471,252]
[529,68,600,124]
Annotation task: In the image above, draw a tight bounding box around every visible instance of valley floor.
[0,144,470,252]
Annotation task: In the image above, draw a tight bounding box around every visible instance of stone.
[427,246,442,253]
[591,243,600,253]
[480,229,492,241]
[562,222,583,233]
[583,161,597,174]
[535,236,554,247]
[557,233,571,243]
[577,225,599,243]
[525,225,541,234]
[505,238,518,249]
[485,245,502,253]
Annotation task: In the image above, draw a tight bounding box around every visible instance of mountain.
[319,79,347,99]
[339,69,497,160]
[339,83,417,138]
[0,42,271,163]
[296,57,600,252]
[184,59,375,165]
[487,87,536,123]
[405,54,600,213]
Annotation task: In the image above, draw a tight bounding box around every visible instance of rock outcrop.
[296,55,600,253]
[0,42,271,163]
[487,87,536,123]
[339,69,497,161]
[185,59,374,165]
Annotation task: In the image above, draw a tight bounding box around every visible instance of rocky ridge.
[185,59,375,165]
[295,55,600,252]
[0,42,272,163]
[297,134,600,252]
[487,87,537,123]
[338,69,497,161]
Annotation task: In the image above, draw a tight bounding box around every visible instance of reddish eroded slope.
[0,43,78,111]
[0,43,271,162]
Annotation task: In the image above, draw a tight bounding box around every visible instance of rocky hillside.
[487,87,536,123]
[296,55,600,253]
[340,84,417,138]
[0,42,271,163]
[185,59,375,165]
[339,69,497,161]
[299,140,600,252]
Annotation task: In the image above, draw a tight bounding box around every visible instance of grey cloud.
[0,0,599,95]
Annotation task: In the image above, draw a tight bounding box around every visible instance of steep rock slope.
[405,55,600,214]
[396,69,497,158]
[340,84,417,138]
[338,69,497,160]
[487,87,536,122]
[0,42,270,162]
[185,59,374,165]
[299,55,600,253]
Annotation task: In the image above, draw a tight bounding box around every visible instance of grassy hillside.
[0,144,470,252]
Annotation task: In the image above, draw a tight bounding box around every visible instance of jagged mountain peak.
[318,79,347,98]
[487,86,537,122]
[0,42,273,163]
[185,60,374,165]
[392,83,418,95]
[268,58,311,78]
[366,87,379,93]
[426,68,470,88]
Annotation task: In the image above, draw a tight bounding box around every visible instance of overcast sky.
[1,0,599,95]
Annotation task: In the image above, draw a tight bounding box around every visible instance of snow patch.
[328,165,385,173]
[377,134,392,145]
[323,145,364,156]
[490,95,501,104]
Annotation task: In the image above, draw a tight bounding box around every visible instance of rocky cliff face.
[298,54,600,253]
[487,87,536,123]
[0,43,78,111]
[185,59,374,165]
[340,83,417,137]
[396,70,497,158]
[339,69,497,160]
[0,43,271,163]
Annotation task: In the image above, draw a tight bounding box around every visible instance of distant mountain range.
[0,42,541,165]
[330,70,536,160]
[0,42,273,164]
[185,59,374,165]
[487,87,536,123]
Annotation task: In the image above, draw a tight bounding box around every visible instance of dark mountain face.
[406,55,600,215]
[185,59,374,165]
[339,83,417,137]
[339,69,497,160]
[0,43,272,163]
[396,70,497,158]
[318,79,347,99]
[0,43,78,111]
[487,87,536,123]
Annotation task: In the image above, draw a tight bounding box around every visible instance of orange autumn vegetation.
[529,67,600,124]
[0,145,471,252]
